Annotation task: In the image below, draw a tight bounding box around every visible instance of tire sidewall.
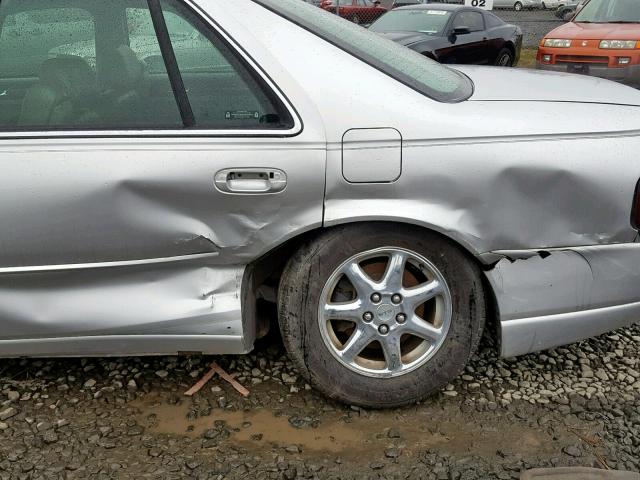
[496,48,514,67]
[279,224,485,407]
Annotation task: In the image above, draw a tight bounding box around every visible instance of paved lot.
[1,322,639,479]
[493,9,565,49]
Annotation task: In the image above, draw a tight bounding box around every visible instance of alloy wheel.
[318,247,452,378]
[498,52,513,66]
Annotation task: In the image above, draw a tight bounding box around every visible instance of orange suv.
[537,0,640,87]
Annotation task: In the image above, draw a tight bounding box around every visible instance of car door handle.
[214,168,287,194]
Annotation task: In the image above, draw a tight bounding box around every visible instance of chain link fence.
[303,0,556,26]
[314,0,388,26]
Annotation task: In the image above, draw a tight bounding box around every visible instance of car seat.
[100,45,145,124]
[18,56,96,127]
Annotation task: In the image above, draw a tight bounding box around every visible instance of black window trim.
[148,0,196,128]
[0,0,303,139]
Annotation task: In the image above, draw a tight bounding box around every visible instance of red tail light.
[632,179,640,230]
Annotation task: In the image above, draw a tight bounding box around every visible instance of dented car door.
[0,0,325,354]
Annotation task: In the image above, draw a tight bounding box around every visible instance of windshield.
[369,9,452,34]
[252,0,472,103]
[574,0,640,23]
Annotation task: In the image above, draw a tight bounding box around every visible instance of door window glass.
[484,12,503,28]
[159,0,293,129]
[0,7,95,79]
[0,0,292,131]
[453,11,484,32]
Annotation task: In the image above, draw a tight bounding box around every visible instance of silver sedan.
[0,0,639,407]
[493,0,544,10]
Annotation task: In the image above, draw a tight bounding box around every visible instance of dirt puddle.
[136,400,363,453]
[132,396,572,459]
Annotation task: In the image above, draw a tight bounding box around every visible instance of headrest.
[39,56,95,98]
[109,45,144,91]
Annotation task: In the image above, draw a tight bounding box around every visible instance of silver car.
[0,0,639,407]
[493,0,544,10]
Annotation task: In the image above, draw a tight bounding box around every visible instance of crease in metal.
[0,252,220,274]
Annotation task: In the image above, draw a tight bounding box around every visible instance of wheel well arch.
[497,41,517,64]
[245,220,500,347]
[503,41,516,55]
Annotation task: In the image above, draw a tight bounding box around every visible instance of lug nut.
[378,324,389,335]
[370,293,381,303]
[396,313,407,324]
[363,312,373,322]
[391,294,403,304]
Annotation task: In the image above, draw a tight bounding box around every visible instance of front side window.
[0,0,293,131]
[369,9,453,35]
[253,0,472,103]
[453,11,484,32]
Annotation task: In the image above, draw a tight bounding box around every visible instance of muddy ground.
[1,322,639,479]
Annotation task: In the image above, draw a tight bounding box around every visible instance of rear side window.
[484,12,503,28]
[0,0,294,132]
[160,0,292,129]
[253,0,473,103]
[453,11,484,32]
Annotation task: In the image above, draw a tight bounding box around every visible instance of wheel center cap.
[376,304,394,322]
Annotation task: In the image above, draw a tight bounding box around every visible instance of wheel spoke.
[380,251,407,290]
[402,280,442,309]
[404,314,444,343]
[323,300,362,322]
[339,326,375,363]
[342,262,377,297]
[381,334,403,372]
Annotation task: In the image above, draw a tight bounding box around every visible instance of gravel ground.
[493,9,565,49]
[0,8,637,480]
[1,321,639,479]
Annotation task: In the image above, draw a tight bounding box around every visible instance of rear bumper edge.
[501,300,640,357]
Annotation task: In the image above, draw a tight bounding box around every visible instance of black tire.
[352,14,361,24]
[494,47,515,67]
[514,1,523,10]
[277,223,486,408]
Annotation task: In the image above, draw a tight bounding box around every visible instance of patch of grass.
[517,48,538,69]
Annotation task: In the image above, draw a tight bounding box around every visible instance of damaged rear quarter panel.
[325,132,640,254]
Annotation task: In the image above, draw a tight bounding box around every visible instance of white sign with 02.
[464,0,494,10]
